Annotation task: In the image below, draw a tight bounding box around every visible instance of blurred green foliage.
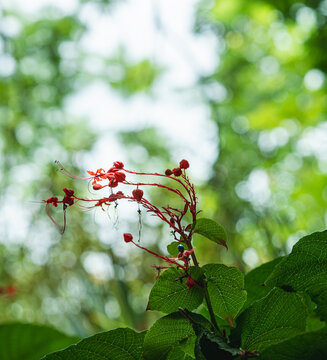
[0,1,161,336]
[193,0,327,270]
[0,0,326,339]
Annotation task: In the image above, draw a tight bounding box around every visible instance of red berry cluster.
[165,159,189,177]
[43,188,75,208]
[44,159,198,288]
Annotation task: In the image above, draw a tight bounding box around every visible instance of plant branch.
[185,239,222,335]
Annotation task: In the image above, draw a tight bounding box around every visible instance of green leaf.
[166,346,194,360]
[259,327,327,359]
[143,312,210,360]
[235,288,307,352]
[305,316,326,332]
[197,305,232,337]
[266,230,327,321]
[178,336,197,358]
[316,301,327,322]
[193,218,228,249]
[175,308,240,360]
[43,328,145,359]
[147,267,204,313]
[0,323,79,360]
[243,257,283,309]
[194,327,239,360]
[202,264,247,325]
[167,242,179,257]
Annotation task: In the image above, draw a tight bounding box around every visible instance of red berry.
[124,233,133,243]
[132,188,144,202]
[165,169,173,176]
[114,172,126,182]
[108,178,118,187]
[93,183,103,190]
[172,167,182,177]
[113,161,124,169]
[179,160,189,169]
[186,276,195,291]
[7,285,16,296]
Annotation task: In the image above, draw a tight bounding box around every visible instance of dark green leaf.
[147,267,204,313]
[305,316,326,332]
[194,328,238,360]
[316,301,327,322]
[203,264,247,325]
[259,327,327,359]
[0,323,79,360]
[266,230,327,321]
[43,328,145,360]
[167,242,180,257]
[235,288,307,352]
[177,309,239,360]
[166,346,194,360]
[143,312,210,360]
[193,218,228,249]
[243,257,283,309]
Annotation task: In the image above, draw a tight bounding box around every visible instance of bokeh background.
[0,0,326,336]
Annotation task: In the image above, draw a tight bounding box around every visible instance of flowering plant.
[38,160,327,360]
[43,160,204,290]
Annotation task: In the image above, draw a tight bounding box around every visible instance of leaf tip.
[219,239,228,250]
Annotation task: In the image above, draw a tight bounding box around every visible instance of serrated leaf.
[0,323,79,360]
[234,288,307,352]
[167,242,179,257]
[147,267,204,313]
[203,264,247,324]
[243,257,283,309]
[193,218,228,249]
[197,305,232,337]
[143,312,210,360]
[178,309,240,360]
[266,230,327,321]
[43,328,145,360]
[259,327,327,359]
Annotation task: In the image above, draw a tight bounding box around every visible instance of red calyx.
[113,161,124,169]
[186,276,195,291]
[165,169,173,176]
[132,188,144,202]
[124,233,133,243]
[108,191,124,202]
[172,167,182,177]
[44,197,59,207]
[63,188,74,197]
[179,160,189,169]
[93,183,103,190]
[63,195,74,206]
